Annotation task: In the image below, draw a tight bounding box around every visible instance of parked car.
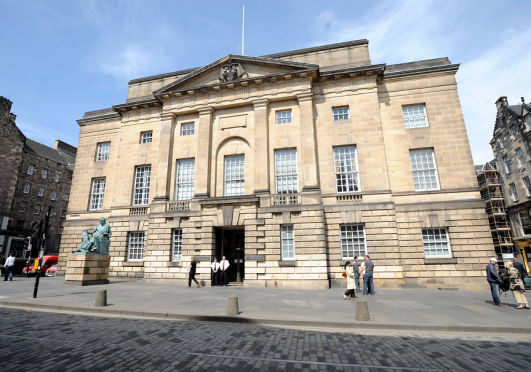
[45,264,58,277]
[22,256,59,276]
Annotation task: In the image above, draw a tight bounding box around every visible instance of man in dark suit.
[188,257,200,288]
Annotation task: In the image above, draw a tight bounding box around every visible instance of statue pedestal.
[64,253,110,286]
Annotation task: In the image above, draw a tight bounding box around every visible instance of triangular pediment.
[153,55,318,96]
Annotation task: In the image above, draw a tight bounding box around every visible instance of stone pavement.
[1,307,531,371]
[1,276,531,333]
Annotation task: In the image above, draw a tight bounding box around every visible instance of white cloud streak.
[313,0,531,164]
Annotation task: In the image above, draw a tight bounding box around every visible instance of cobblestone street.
[0,308,529,371]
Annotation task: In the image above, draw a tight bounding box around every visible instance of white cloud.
[97,43,169,81]
[459,27,531,164]
[313,1,531,164]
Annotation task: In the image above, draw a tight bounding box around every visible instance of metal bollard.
[355,300,370,321]
[226,296,239,315]
[95,290,107,307]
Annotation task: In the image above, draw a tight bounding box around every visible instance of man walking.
[211,257,220,286]
[362,255,375,295]
[219,255,230,286]
[353,256,361,293]
[4,253,15,281]
[486,257,505,306]
[513,253,528,279]
[188,257,200,288]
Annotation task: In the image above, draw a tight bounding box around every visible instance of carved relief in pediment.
[219,62,248,83]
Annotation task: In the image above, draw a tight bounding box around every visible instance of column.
[297,92,320,190]
[253,99,269,194]
[152,112,175,205]
[194,107,214,197]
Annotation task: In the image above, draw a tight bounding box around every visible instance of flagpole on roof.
[242,5,245,55]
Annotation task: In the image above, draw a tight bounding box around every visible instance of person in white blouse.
[4,253,15,281]
[211,257,220,286]
[219,256,230,286]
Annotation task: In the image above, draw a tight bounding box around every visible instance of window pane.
[133,166,151,205]
[128,232,145,261]
[422,228,451,257]
[276,110,292,124]
[275,149,298,194]
[141,132,153,143]
[173,229,182,260]
[403,105,428,129]
[96,142,111,161]
[182,123,195,136]
[333,107,349,121]
[281,225,295,260]
[409,149,439,191]
[176,159,195,200]
[225,155,245,196]
[90,178,106,210]
[340,225,366,259]
[334,146,360,192]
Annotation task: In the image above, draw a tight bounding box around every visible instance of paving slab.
[1,276,531,332]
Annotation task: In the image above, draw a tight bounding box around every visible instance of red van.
[22,255,59,276]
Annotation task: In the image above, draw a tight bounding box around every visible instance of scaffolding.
[477,162,515,271]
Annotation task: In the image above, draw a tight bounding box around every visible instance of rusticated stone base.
[64,253,110,285]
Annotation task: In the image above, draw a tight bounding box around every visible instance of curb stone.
[1,300,531,334]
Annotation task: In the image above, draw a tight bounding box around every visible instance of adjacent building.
[490,96,531,271]
[0,96,76,269]
[58,39,495,289]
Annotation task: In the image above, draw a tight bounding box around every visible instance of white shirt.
[211,262,220,271]
[4,256,15,267]
[220,260,230,270]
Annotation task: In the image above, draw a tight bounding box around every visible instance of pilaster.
[253,98,269,194]
[297,92,320,191]
[152,112,175,209]
[195,107,214,197]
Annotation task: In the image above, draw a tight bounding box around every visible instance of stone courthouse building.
[58,39,495,289]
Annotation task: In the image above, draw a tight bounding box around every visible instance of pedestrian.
[343,261,357,300]
[353,256,361,293]
[211,257,220,286]
[506,261,529,309]
[4,253,15,282]
[486,257,505,307]
[361,255,375,295]
[188,257,200,288]
[219,256,230,286]
[513,253,528,280]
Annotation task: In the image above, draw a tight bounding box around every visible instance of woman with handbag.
[506,261,529,309]
[343,262,357,300]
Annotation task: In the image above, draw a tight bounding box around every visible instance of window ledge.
[279,261,296,267]
[123,261,144,267]
[423,258,457,265]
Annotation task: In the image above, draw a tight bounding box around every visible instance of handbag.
[342,271,347,278]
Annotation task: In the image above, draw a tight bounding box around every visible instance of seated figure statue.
[72,217,111,255]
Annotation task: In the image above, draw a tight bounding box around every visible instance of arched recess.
[213,136,253,197]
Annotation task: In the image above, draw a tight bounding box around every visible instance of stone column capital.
[296,92,314,103]
[252,98,269,108]
[160,112,175,121]
[197,107,214,115]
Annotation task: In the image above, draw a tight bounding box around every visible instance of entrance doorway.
[215,227,245,284]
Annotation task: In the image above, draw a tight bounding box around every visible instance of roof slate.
[24,138,76,171]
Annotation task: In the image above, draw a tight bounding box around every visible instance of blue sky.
[1,0,530,164]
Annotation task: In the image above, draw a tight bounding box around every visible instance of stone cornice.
[76,112,121,125]
[261,39,369,59]
[383,64,460,80]
[113,98,162,114]
[319,64,386,82]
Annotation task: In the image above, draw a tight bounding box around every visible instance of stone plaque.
[193,256,211,262]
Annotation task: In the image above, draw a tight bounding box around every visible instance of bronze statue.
[72,217,111,255]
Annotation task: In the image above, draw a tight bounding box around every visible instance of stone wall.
[0,96,25,216]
